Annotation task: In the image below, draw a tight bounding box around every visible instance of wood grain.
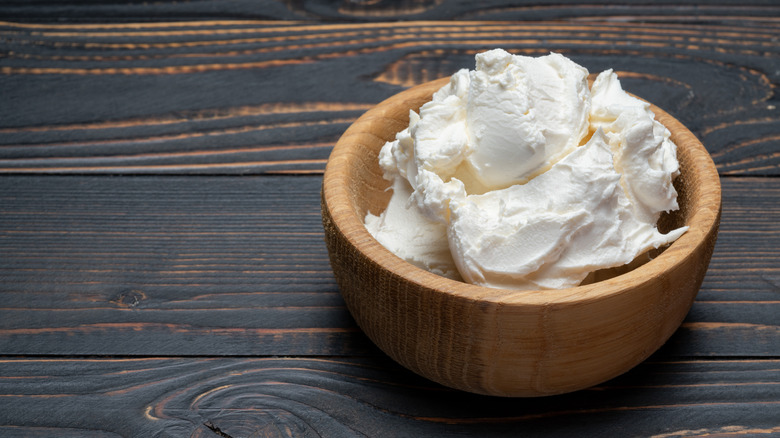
[1,19,777,175]
[1,175,774,359]
[0,175,368,356]
[0,0,777,23]
[0,357,778,437]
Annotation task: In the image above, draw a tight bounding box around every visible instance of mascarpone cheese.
[365,49,687,290]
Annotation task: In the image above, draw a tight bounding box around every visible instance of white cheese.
[365,49,687,290]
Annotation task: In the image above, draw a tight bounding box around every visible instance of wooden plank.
[695,177,780,303]
[0,20,777,175]
[0,357,778,437]
[0,175,371,356]
[0,175,778,357]
[0,0,776,23]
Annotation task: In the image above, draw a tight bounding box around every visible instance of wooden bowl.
[321,77,721,397]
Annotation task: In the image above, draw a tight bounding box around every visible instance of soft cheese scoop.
[366,49,687,290]
[461,50,591,191]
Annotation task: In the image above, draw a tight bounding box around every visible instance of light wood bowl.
[321,77,721,397]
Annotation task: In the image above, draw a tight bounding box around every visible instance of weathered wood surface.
[0,1,779,435]
[1,357,779,437]
[1,17,778,175]
[1,0,778,23]
[0,176,777,357]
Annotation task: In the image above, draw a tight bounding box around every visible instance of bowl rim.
[322,77,721,306]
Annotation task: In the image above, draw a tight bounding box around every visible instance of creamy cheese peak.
[365,49,687,290]
[462,49,591,191]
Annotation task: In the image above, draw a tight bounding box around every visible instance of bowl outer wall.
[321,77,721,397]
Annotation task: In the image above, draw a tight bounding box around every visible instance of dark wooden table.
[1,2,779,436]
